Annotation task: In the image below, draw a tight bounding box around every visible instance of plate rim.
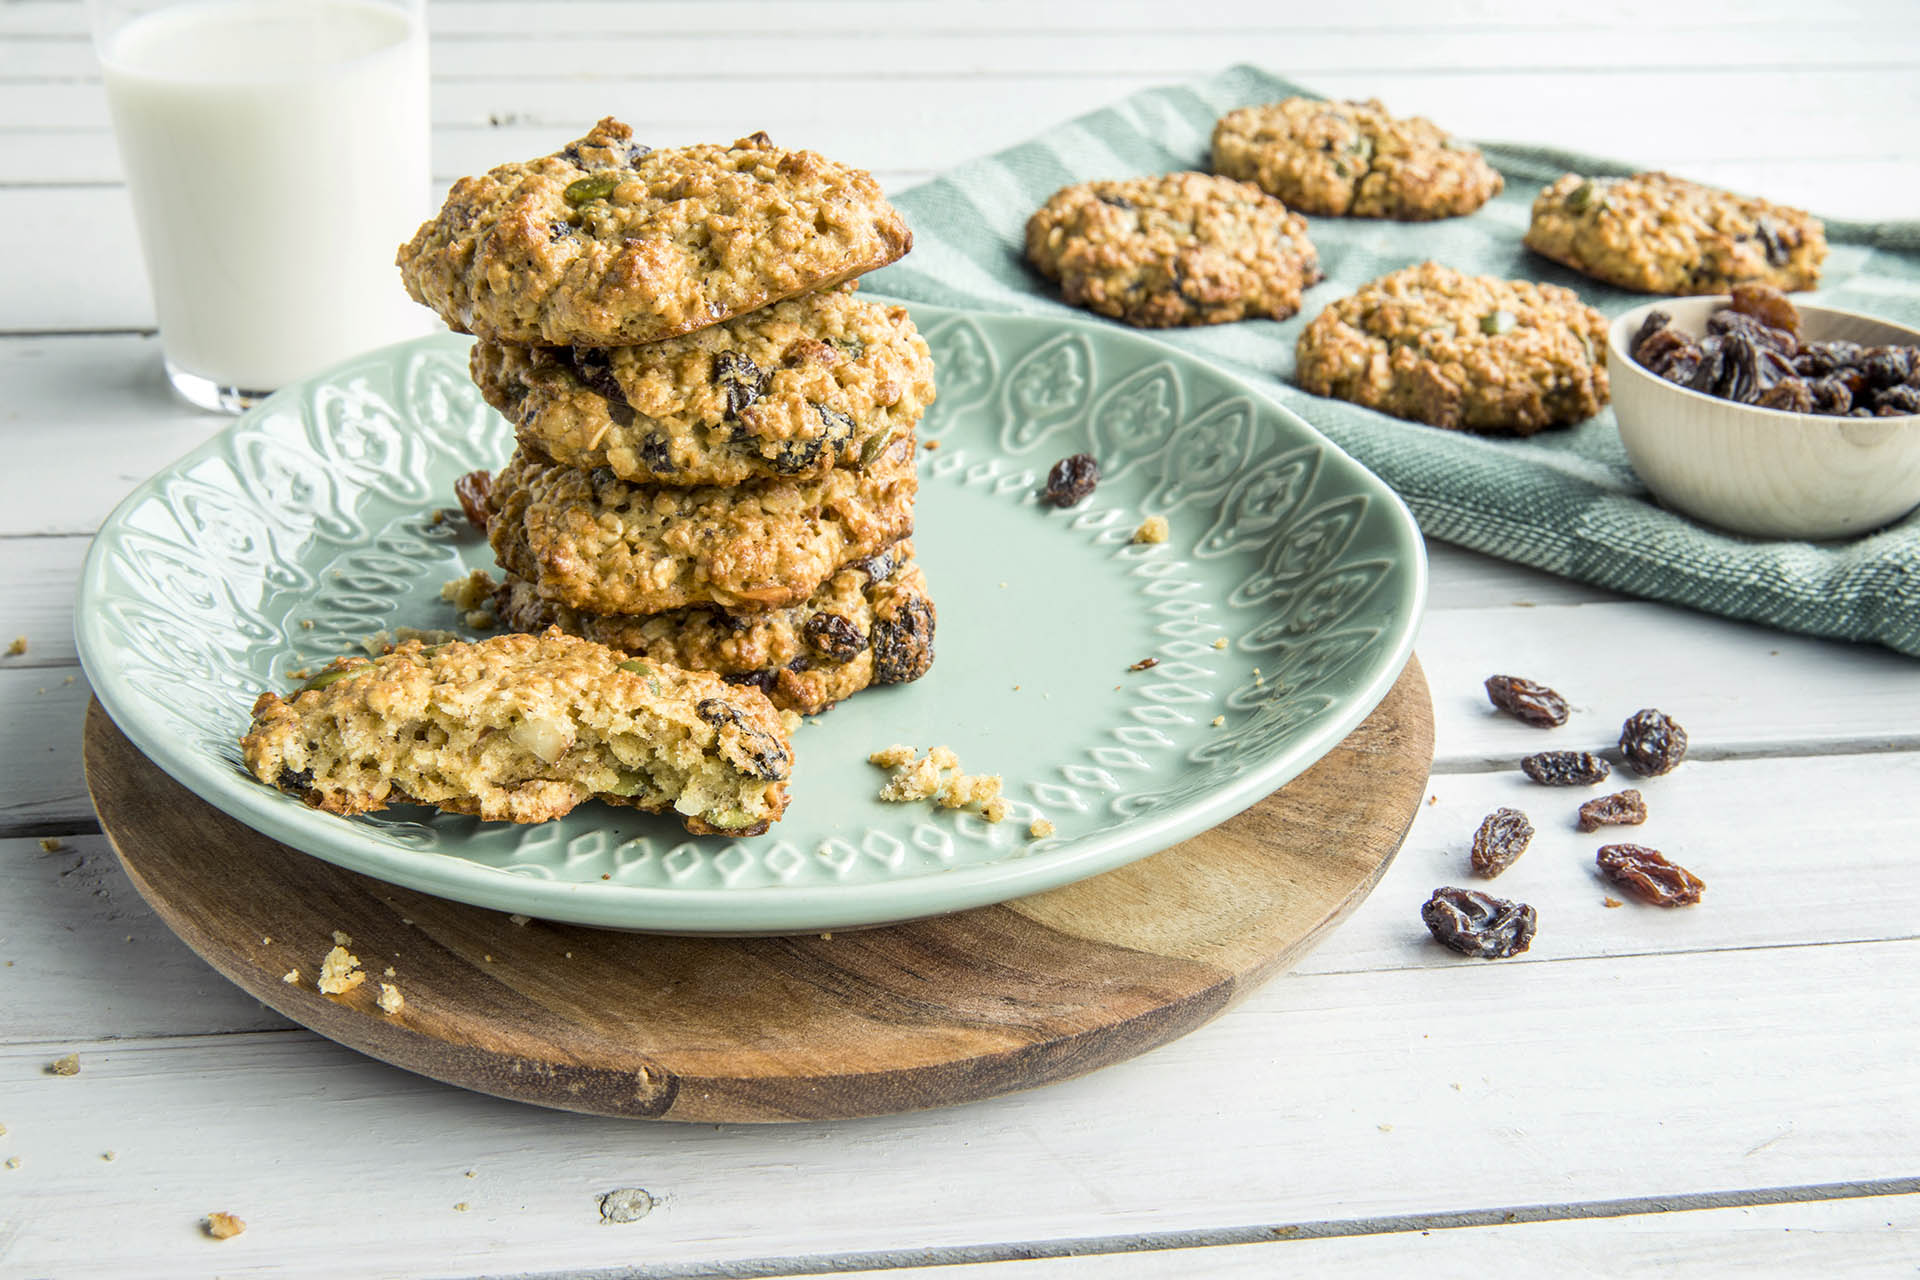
[76,302,1429,933]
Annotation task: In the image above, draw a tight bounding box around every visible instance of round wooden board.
[84,658,1432,1123]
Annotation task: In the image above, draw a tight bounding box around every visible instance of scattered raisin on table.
[1618,708,1687,777]
[454,469,492,531]
[1484,675,1569,727]
[1421,887,1537,959]
[1470,807,1534,878]
[1596,844,1704,907]
[1577,789,1647,832]
[1040,453,1101,508]
[1521,750,1611,786]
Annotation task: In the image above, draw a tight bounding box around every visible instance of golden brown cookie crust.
[397,119,912,346]
[1523,171,1826,294]
[1024,172,1320,327]
[495,543,935,716]
[1211,98,1503,221]
[1294,261,1609,435]
[241,630,791,834]
[470,289,935,487]
[487,435,918,615]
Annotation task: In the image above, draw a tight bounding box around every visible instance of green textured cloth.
[867,64,1920,656]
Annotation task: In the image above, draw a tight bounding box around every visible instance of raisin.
[1484,674,1569,728]
[1630,310,1672,358]
[275,766,315,794]
[1040,453,1100,508]
[849,543,902,584]
[1874,384,1920,415]
[638,434,676,474]
[1421,887,1537,959]
[723,669,777,693]
[713,351,769,418]
[1728,283,1802,340]
[802,612,864,663]
[1470,807,1534,878]
[1597,844,1703,907]
[1753,218,1791,267]
[1577,789,1647,832]
[869,595,935,685]
[1756,378,1814,413]
[566,346,626,404]
[453,469,493,531]
[1808,376,1853,415]
[1862,346,1916,388]
[1707,309,1796,359]
[627,144,652,165]
[1097,192,1135,210]
[1521,751,1610,786]
[1795,340,1864,377]
[1129,657,1160,672]
[1633,325,1693,377]
[1618,708,1686,777]
[695,698,787,781]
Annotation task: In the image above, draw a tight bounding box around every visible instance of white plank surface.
[4,1,1918,1275]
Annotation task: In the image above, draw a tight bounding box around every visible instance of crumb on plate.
[1131,514,1169,544]
[48,1053,79,1076]
[204,1212,245,1240]
[1029,818,1055,839]
[5,636,25,656]
[377,983,404,1016]
[317,946,365,995]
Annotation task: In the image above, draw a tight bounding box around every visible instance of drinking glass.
[88,0,433,412]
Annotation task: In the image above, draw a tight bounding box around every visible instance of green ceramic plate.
[77,303,1426,933]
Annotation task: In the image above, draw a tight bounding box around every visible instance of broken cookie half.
[241,628,790,835]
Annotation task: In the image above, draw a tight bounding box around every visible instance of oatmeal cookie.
[241,630,791,835]
[1524,172,1825,294]
[397,119,912,346]
[495,542,935,715]
[471,289,934,487]
[1211,97,1502,220]
[1024,172,1320,327]
[487,435,917,615]
[1294,261,1609,434]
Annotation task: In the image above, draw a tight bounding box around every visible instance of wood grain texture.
[81,660,1431,1123]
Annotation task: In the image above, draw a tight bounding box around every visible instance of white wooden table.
[4,3,1918,1275]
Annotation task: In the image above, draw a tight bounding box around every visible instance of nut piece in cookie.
[493,542,936,715]
[1024,172,1320,327]
[1211,97,1502,221]
[486,434,918,615]
[470,288,935,487]
[397,118,913,346]
[1523,171,1826,294]
[1294,261,1609,434]
[240,630,792,835]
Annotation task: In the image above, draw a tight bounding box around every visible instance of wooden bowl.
[1609,298,1920,540]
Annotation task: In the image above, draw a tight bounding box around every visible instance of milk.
[100,0,431,399]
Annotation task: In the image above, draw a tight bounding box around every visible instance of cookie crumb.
[1211,637,1229,650]
[1029,818,1055,839]
[260,935,273,945]
[599,1187,655,1224]
[102,1151,117,1162]
[281,969,300,985]
[376,983,405,1016]
[5,1157,19,1170]
[465,1170,477,1179]
[872,744,1005,817]
[48,1053,79,1076]
[204,1212,245,1240]
[331,930,352,946]
[299,618,315,630]
[981,798,1008,823]
[382,966,395,978]
[867,743,917,769]
[1428,795,1439,805]
[1128,656,1159,672]
[317,946,365,995]
[454,1201,471,1212]
[1211,715,1226,727]
[5,636,25,655]
[509,914,531,926]
[922,438,941,450]
[1603,896,1624,908]
[37,836,62,853]
[1131,514,1170,544]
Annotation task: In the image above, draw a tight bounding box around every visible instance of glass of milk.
[89,0,433,413]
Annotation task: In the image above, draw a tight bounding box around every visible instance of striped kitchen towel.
[866,64,1920,656]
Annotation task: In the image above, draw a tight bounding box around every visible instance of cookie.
[1024,172,1320,327]
[495,542,935,716]
[241,630,791,835]
[471,288,935,488]
[1294,261,1609,435]
[1523,171,1826,294]
[397,119,913,346]
[1211,97,1502,221]
[487,434,918,615]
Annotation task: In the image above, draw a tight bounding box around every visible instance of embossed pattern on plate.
[77,303,1426,933]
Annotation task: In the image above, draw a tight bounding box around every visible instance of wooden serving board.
[83,658,1432,1123]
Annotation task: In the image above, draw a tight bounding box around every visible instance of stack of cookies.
[398,119,937,716]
